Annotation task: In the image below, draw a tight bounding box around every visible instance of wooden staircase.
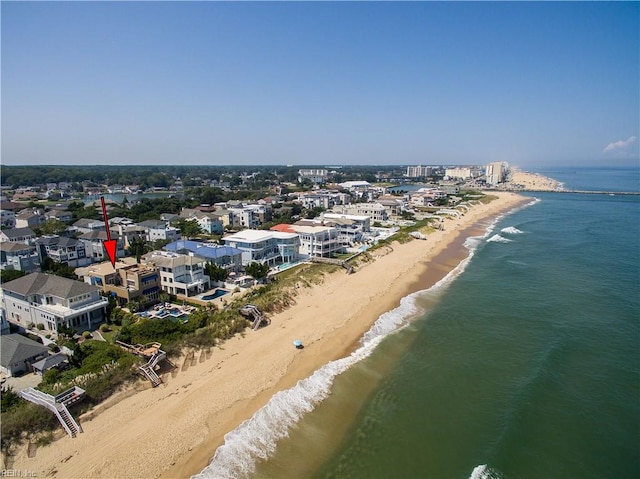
[139,350,166,387]
[18,387,83,437]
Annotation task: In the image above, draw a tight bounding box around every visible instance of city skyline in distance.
[2,1,638,168]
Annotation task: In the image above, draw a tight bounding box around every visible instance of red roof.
[270,224,295,233]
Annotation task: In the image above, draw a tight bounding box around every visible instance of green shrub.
[36,323,45,331]
[82,331,92,339]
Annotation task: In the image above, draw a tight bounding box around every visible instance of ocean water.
[194,166,639,479]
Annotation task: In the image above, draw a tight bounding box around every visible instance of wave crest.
[501,226,523,234]
[487,234,512,243]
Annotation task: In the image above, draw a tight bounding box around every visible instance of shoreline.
[10,192,531,479]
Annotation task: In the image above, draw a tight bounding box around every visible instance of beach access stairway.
[18,387,84,437]
[239,304,270,330]
[139,350,166,387]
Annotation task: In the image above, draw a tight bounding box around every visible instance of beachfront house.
[141,251,210,297]
[0,272,109,333]
[270,224,343,258]
[76,259,161,307]
[163,240,243,271]
[222,229,300,266]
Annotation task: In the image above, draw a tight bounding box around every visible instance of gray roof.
[0,334,48,368]
[36,236,81,247]
[73,218,102,228]
[0,242,34,252]
[31,353,68,372]
[79,230,118,241]
[1,272,100,299]
[138,219,167,229]
[1,227,36,239]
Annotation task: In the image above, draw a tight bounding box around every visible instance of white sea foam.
[501,226,523,234]
[487,234,512,243]
[470,464,502,479]
[193,205,525,479]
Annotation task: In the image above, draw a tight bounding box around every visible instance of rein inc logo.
[0,471,37,477]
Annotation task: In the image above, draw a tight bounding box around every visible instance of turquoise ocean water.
[195,166,639,479]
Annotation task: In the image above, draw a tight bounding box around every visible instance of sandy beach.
[9,192,530,479]
[509,167,564,191]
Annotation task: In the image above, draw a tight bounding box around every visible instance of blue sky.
[2,1,638,167]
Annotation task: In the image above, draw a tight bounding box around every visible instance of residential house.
[0,227,36,245]
[331,203,389,223]
[141,251,210,297]
[78,230,125,263]
[271,224,342,258]
[0,334,48,377]
[138,220,182,243]
[36,235,91,268]
[14,210,45,229]
[1,210,16,228]
[0,242,41,272]
[179,209,224,235]
[222,229,299,266]
[72,218,105,235]
[44,209,74,223]
[76,259,161,307]
[112,223,148,249]
[376,195,407,217]
[0,272,108,333]
[317,213,371,244]
[163,240,243,271]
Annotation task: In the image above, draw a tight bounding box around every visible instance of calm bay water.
[196,166,639,479]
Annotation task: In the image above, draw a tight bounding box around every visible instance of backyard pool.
[201,289,230,301]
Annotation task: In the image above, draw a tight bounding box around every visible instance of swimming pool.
[201,289,230,301]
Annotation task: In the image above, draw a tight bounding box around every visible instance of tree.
[176,218,202,239]
[127,236,150,263]
[0,269,26,283]
[245,262,269,281]
[205,263,228,282]
[39,219,68,236]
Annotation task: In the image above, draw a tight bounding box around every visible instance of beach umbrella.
[293,339,303,349]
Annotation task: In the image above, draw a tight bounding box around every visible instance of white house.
[1,272,109,333]
[223,229,300,266]
[141,251,210,297]
[139,220,182,243]
[271,224,342,258]
[0,227,36,245]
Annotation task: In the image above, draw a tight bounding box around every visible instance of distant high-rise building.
[298,169,328,184]
[485,162,509,185]
[406,165,433,178]
[445,167,472,180]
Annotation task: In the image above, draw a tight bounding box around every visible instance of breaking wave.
[487,234,512,243]
[501,226,523,234]
[470,464,503,479]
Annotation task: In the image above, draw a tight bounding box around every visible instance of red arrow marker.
[100,196,117,268]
